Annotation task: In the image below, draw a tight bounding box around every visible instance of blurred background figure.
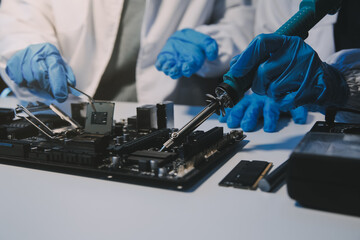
[0,0,254,105]
[155,0,340,132]
[2,0,358,133]
[220,0,360,130]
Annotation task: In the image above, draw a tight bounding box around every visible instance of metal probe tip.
[158,134,176,152]
[159,145,166,152]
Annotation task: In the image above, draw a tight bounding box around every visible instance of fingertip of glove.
[181,64,195,77]
[5,66,14,80]
[55,94,67,103]
[66,75,76,87]
[227,120,240,129]
[53,88,68,103]
[205,41,218,61]
[155,62,162,71]
[70,80,76,87]
[293,117,307,124]
[263,124,276,132]
[290,107,308,124]
[218,115,227,123]
[241,122,256,132]
[155,55,167,69]
[6,57,22,84]
[169,72,181,79]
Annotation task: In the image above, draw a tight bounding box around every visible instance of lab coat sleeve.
[326,49,360,123]
[0,0,59,100]
[194,0,255,78]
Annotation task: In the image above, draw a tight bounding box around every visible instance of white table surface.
[0,98,359,240]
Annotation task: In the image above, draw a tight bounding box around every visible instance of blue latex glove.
[156,28,218,79]
[6,43,76,103]
[224,34,349,111]
[218,93,307,132]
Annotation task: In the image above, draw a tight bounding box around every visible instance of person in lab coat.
[0,0,255,106]
[3,0,358,133]
[154,0,342,132]
[216,0,360,131]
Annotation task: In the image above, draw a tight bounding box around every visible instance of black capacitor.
[127,116,137,128]
[114,122,124,136]
[157,101,174,129]
[136,105,157,131]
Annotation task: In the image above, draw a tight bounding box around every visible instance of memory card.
[219,160,272,190]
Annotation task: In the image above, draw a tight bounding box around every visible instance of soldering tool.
[160,0,342,152]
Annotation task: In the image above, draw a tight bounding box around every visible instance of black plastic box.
[287,122,360,216]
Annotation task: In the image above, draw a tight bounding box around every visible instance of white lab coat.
[1,0,359,116]
[0,0,255,104]
[254,0,338,60]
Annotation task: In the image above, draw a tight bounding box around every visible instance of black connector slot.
[183,127,223,158]
[127,150,177,172]
[112,128,170,154]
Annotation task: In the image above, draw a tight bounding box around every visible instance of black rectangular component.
[183,127,223,158]
[112,128,169,154]
[219,160,272,190]
[84,101,114,134]
[127,116,137,129]
[287,121,360,216]
[157,101,174,129]
[127,150,176,172]
[136,105,157,131]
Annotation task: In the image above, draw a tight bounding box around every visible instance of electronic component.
[127,116,137,130]
[1,114,67,140]
[219,160,272,190]
[287,121,360,216]
[14,102,81,139]
[84,101,114,134]
[127,150,177,172]
[71,102,87,127]
[157,101,174,129]
[136,104,158,131]
[258,160,288,192]
[0,101,246,191]
[109,128,170,154]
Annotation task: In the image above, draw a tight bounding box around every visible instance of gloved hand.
[156,28,218,79]
[6,43,76,103]
[218,93,307,132]
[223,34,349,111]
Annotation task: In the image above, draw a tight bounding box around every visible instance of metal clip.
[14,102,82,139]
